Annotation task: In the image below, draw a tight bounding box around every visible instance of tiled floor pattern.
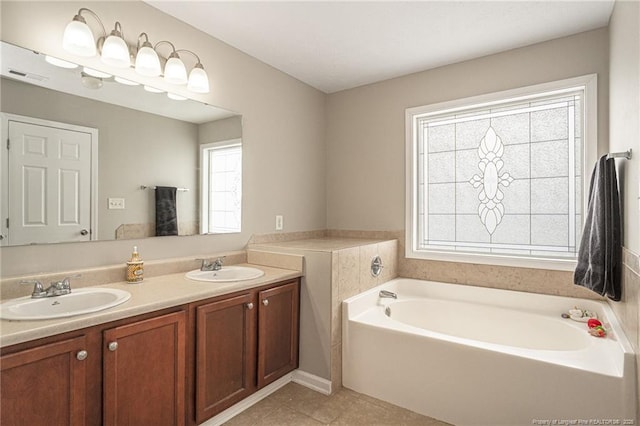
[223,382,452,425]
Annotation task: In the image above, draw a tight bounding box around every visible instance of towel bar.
[140,185,189,192]
[606,149,632,160]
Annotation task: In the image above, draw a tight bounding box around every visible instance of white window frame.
[405,74,598,271]
[199,138,242,234]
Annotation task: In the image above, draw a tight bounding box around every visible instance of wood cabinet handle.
[108,341,118,352]
[76,350,88,361]
[246,302,254,310]
[262,299,269,306]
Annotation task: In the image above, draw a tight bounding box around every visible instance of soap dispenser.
[126,246,144,283]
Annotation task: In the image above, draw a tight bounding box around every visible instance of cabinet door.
[195,293,256,423]
[257,280,300,388]
[1,336,88,426]
[103,311,186,426]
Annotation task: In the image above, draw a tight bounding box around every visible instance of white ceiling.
[146,0,615,94]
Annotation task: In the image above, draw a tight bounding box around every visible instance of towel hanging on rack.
[574,155,621,301]
[155,186,178,236]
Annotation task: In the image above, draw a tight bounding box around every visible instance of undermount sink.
[0,288,131,321]
[186,266,265,283]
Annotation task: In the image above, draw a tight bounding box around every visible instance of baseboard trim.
[199,374,292,426]
[200,370,331,426]
[292,369,332,395]
[198,370,332,425]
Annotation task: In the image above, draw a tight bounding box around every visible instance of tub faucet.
[379,290,397,299]
[198,256,226,271]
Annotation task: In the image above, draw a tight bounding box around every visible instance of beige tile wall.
[330,240,398,390]
[609,247,640,420]
[328,229,603,300]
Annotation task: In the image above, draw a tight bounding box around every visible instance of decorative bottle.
[126,246,144,283]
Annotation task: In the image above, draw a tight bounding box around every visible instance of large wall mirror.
[0,41,243,247]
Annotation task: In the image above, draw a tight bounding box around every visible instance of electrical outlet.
[275,215,284,231]
[108,198,125,210]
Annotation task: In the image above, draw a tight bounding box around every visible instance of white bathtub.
[342,278,637,426]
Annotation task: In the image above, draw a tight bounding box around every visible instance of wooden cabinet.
[194,293,256,424]
[192,279,300,424]
[103,311,186,426]
[257,281,299,388]
[0,336,89,426]
[1,277,299,426]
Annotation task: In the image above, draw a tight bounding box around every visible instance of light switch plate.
[108,198,125,210]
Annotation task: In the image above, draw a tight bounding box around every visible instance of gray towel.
[574,155,621,301]
[155,186,178,236]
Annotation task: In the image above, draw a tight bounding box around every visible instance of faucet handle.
[20,280,46,298]
[51,274,80,295]
[196,258,213,269]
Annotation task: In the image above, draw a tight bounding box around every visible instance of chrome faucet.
[379,290,397,299]
[198,256,226,271]
[20,275,80,298]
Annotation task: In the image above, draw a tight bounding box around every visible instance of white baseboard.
[292,370,332,395]
[199,374,292,426]
[198,370,332,425]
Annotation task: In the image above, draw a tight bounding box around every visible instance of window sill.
[406,248,577,272]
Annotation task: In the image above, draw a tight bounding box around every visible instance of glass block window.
[200,140,242,233]
[406,76,597,270]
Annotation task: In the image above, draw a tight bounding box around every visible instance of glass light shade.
[135,46,161,77]
[101,35,130,68]
[62,19,96,57]
[144,85,164,93]
[164,56,187,85]
[114,76,139,86]
[45,55,78,69]
[187,66,210,93]
[167,92,187,101]
[83,67,112,78]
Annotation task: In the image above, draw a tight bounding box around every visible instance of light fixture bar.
[62,7,211,94]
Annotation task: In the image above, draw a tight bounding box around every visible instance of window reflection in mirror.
[0,41,242,247]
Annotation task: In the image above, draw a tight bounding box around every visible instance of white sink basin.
[186,266,265,283]
[0,288,131,321]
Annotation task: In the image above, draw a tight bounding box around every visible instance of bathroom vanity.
[0,267,301,426]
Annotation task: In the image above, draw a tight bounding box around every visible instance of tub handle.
[371,255,384,277]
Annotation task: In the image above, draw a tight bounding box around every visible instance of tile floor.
[223,382,452,425]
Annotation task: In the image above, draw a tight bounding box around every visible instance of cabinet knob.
[262,299,269,306]
[80,229,89,236]
[246,302,254,310]
[76,350,88,361]
[108,341,118,352]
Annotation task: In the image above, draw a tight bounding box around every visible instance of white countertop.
[0,264,301,348]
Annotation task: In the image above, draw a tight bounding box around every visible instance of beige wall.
[1,77,199,240]
[199,115,243,144]
[0,1,326,276]
[609,0,640,253]
[607,0,640,420]
[326,28,609,230]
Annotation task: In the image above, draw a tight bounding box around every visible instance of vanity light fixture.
[134,33,161,77]
[156,41,187,85]
[114,76,139,86]
[62,8,102,57]
[83,67,112,79]
[44,55,78,69]
[62,7,211,94]
[167,92,187,101]
[176,49,210,94]
[100,22,130,68]
[144,85,164,93]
